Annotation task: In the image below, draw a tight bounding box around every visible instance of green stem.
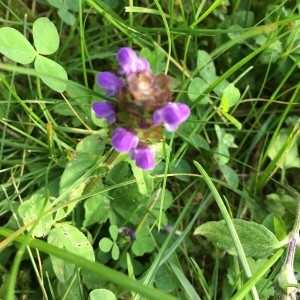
[277,194,300,298]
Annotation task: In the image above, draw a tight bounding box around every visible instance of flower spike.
[93,47,191,170]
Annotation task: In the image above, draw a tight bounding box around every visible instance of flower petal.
[130,146,155,170]
[111,128,139,152]
[97,72,123,96]
[92,101,116,124]
[117,47,150,75]
[153,102,190,132]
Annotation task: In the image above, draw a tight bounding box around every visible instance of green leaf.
[155,265,178,293]
[58,8,76,26]
[265,192,297,215]
[170,159,191,182]
[188,77,210,104]
[194,219,281,258]
[18,194,53,237]
[59,153,97,195]
[260,40,282,64]
[214,144,230,165]
[197,50,216,84]
[0,27,37,64]
[219,164,239,188]
[46,0,79,11]
[33,17,59,55]
[48,224,94,282]
[55,184,84,221]
[99,237,114,252]
[56,152,99,221]
[212,77,229,96]
[214,125,238,165]
[220,110,242,129]
[131,163,154,195]
[89,289,117,300]
[49,254,75,283]
[46,0,62,8]
[50,223,95,260]
[34,55,68,92]
[83,195,110,227]
[220,83,240,112]
[110,190,143,225]
[132,227,156,256]
[139,47,165,74]
[267,129,300,170]
[57,279,82,300]
[111,243,120,260]
[106,161,131,184]
[64,0,80,11]
[76,134,105,156]
[66,80,94,100]
[109,225,119,241]
[223,133,238,148]
[262,213,287,241]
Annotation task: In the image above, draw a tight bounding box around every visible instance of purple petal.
[153,102,190,132]
[117,47,150,75]
[130,146,155,170]
[111,128,139,152]
[92,102,116,124]
[97,72,123,96]
[117,47,137,67]
[135,57,150,73]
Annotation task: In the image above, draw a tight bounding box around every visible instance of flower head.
[92,101,116,124]
[111,127,139,152]
[130,146,155,170]
[97,72,123,97]
[153,102,190,132]
[117,47,150,76]
[92,47,191,171]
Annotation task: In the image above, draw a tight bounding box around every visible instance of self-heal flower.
[97,72,123,97]
[93,47,191,171]
[92,102,116,124]
[130,146,155,170]
[117,47,150,76]
[111,127,139,152]
[153,102,190,132]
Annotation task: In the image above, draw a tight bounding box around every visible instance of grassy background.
[0,0,300,299]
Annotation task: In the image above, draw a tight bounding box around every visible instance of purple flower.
[119,227,136,241]
[97,72,123,97]
[130,146,155,170]
[111,128,139,152]
[117,47,150,76]
[153,102,190,132]
[92,101,116,124]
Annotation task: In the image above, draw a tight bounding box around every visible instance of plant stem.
[277,193,300,299]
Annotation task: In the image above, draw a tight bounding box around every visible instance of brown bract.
[126,71,172,110]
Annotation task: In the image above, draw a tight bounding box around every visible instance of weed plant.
[0,1,300,299]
